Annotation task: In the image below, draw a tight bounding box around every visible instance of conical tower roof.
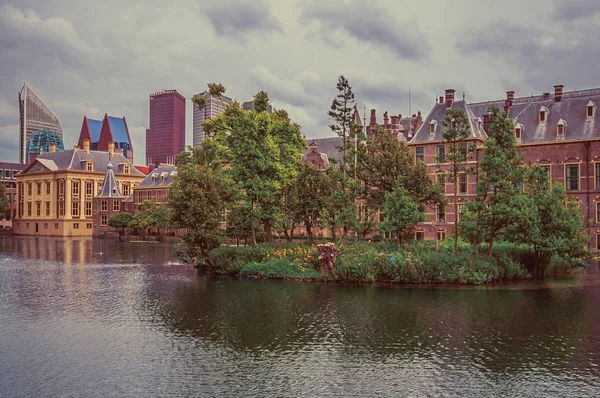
[96,163,122,198]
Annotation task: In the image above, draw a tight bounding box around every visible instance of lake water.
[1,236,599,397]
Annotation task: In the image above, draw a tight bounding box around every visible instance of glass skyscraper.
[146,90,186,165]
[18,82,63,164]
[192,91,231,146]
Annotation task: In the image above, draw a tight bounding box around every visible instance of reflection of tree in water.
[149,275,600,376]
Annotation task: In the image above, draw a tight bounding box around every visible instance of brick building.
[0,162,26,228]
[93,162,125,236]
[146,90,186,165]
[307,85,600,248]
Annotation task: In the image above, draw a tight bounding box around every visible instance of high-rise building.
[18,82,63,164]
[242,100,272,113]
[193,91,231,146]
[146,90,186,165]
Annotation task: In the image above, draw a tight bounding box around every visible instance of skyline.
[1,0,599,164]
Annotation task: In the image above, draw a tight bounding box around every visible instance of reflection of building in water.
[6,236,93,264]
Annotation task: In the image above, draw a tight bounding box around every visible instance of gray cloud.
[553,0,600,21]
[203,0,283,38]
[300,0,429,61]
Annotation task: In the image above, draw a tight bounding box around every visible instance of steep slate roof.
[135,165,177,188]
[96,163,122,198]
[411,100,487,143]
[469,89,600,144]
[21,149,145,175]
[303,137,343,162]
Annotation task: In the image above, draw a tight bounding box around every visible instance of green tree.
[357,128,445,215]
[169,139,235,268]
[511,165,589,274]
[467,106,524,256]
[202,86,305,244]
[225,202,259,246]
[438,108,477,255]
[328,75,358,176]
[288,164,332,245]
[379,185,424,244]
[318,169,359,244]
[108,212,134,235]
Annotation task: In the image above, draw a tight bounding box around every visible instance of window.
[45,202,50,216]
[36,182,41,196]
[458,173,467,194]
[124,165,130,174]
[588,102,595,118]
[123,184,130,196]
[27,202,31,216]
[73,181,80,197]
[146,191,151,201]
[565,164,579,191]
[437,173,446,193]
[430,121,437,134]
[415,231,425,241]
[557,121,566,136]
[113,200,120,212]
[87,223,92,229]
[86,161,93,171]
[596,163,600,190]
[436,145,445,163]
[101,200,108,211]
[72,202,80,217]
[539,110,546,122]
[458,203,466,221]
[597,202,600,223]
[46,181,51,195]
[459,143,467,157]
[86,182,93,197]
[137,193,142,203]
[85,202,92,217]
[58,181,64,196]
[36,202,40,216]
[6,193,10,203]
[101,215,108,226]
[437,204,445,222]
[415,147,424,162]
[436,231,446,241]
[28,183,32,196]
[59,202,64,216]
[73,223,79,229]
[515,128,522,139]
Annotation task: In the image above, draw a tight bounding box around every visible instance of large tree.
[108,212,134,235]
[199,87,306,244]
[328,75,358,176]
[438,108,477,255]
[379,185,424,244]
[466,106,524,256]
[168,139,235,268]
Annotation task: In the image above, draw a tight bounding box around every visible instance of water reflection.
[1,236,599,397]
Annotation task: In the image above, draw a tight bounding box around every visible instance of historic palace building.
[18,82,63,164]
[308,84,600,248]
[13,140,145,236]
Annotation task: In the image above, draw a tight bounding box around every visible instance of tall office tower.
[146,90,186,165]
[242,100,272,113]
[192,91,231,146]
[18,82,63,164]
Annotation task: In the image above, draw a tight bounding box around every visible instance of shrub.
[240,258,325,280]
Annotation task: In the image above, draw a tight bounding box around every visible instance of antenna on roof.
[463,92,466,101]
[408,85,412,132]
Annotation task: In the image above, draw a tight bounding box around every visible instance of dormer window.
[539,106,549,123]
[557,119,567,136]
[430,120,437,134]
[123,164,130,174]
[514,123,524,140]
[587,100,596,118]
[477,118,482,132]
[86,161,93,171]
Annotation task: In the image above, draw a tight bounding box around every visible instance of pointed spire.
[97,163,122,198]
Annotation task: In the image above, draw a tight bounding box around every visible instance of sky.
[1,0,599,165]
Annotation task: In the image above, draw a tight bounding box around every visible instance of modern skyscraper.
[146,90,186,165]
[192,91,231,146]
[242,100,272,113]
[18,82,63,164]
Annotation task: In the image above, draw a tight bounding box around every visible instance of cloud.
[299,0,429,61]
[203,0,283,38]
[553,0,600,21]
[0,124,19,163]
[249,66,320,107]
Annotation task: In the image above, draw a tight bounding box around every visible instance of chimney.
[439,96,444,104]
[370,109,376,126]
[390,115,399,125]
[506,91,515,102]
[108,141,115,157]
[383,111,389,125]
[445,89,455,108]
[49,143,56,153]
[83,138,90,154]
[73,144,78,150]
[554,85,564,102]
[414,111,423,133]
